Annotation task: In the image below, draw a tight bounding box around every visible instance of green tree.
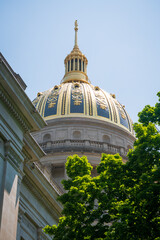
[44,92,160,240]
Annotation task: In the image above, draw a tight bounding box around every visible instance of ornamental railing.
[39,139,129,159]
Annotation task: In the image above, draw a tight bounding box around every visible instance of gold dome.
[32,21,134,135]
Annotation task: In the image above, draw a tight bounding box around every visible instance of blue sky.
[1,0,160,123]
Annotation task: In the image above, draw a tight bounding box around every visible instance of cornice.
[0,87,30,132]
[0,54,47,131]
[23,132,46,162]
[0,53,27,90]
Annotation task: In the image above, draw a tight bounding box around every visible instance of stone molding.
[0,87,30,132]
[23,133,46,162]
[0,53,27,90]
[0,54,46,131]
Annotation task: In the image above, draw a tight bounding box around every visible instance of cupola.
[62,20,89,83]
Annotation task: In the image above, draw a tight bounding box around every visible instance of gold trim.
[112,98,120,124]
[107,94,115,122]
[62,78,89,84]
[64,70,88,78]
[82,83,88,115]
[61,91,66,115]
[66,82,72,115]
[41,90,50,117]
[114,100,126,120]
[101,90,112,121]
[57,85,63,116]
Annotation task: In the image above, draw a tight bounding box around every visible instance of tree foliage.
[44,92,160,240]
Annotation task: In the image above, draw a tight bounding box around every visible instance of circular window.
[54,85,59,90]
[37,92,42,97]
[95,86,100,91]
[74,83,80,88]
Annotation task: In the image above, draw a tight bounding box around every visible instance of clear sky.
[1,0,160,123]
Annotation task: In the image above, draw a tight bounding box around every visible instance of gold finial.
[75,20,78,30]
[74,20,78,46]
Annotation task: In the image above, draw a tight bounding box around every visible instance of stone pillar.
[0,141,24,240]
[103,143,108,151]
[73,58,75,71]
[84,62,86,73]
[70,59,71,71]
[66,61,68,73]
[81,60,83,72]
[65,62,67,74]
[77,57,79,71]
[85,140,90,147]
[16,207,25,240]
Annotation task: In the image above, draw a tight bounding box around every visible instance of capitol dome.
[32,21,135,188]
[33,20,133,135]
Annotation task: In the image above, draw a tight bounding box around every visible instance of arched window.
[43,133,51,142]
[103,135,110,143]
[71,59,73,71]
[83,61,84,72]
[73,131,81,139]
[75,58,77,70]
[79,59,81,71]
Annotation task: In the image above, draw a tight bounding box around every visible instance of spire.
[74,20,78,47]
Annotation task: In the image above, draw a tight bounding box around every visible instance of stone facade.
[0,53,62,240]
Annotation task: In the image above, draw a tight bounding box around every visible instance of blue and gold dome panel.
[32,82,133,133]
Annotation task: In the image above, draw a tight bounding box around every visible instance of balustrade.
[39,139,128,158]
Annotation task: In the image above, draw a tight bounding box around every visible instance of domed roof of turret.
[33,21,134,134]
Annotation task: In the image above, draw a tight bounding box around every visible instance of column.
[73,58,75,71]
[16,207,25,240]
[66,61,68,73]
[65,62,67,74]
[69,59,71,71]
[0,141,24,240]
[81,60,83,72]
